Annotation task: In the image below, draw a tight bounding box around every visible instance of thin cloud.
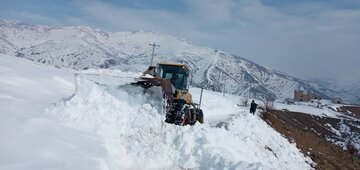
[74,0,360,83]
[6,11,63,25]
[80,1,195,33]
[185,0,233,21]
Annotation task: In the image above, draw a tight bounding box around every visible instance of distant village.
[287,90,343,105]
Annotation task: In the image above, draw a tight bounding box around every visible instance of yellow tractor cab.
[157,63,192,104]
[133,62,203,125]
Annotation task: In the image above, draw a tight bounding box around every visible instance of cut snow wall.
[48,73,314,170]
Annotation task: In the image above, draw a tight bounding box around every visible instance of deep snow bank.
[0,54,107,170]
[48,72,313,170]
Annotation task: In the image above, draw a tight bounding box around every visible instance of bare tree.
[262,99,274,112]
[259,99,274,120]
[345,133,358,156]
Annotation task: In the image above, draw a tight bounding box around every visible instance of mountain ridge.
[0,20,339,101]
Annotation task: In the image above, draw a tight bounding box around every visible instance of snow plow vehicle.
[131,62,204,126]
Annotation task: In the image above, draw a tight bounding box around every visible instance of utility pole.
[149,42,160,66]
[223,74,226,96]
[199,87,203,109]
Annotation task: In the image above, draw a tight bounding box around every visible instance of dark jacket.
[250,102,257,113]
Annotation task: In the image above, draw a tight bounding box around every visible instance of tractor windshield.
[158,64,188,90]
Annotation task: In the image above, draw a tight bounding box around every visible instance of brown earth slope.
[261,109,360,170]
[338,106,360,119]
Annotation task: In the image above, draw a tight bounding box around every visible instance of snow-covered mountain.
[309,78,360,104]
[0,20,333,101]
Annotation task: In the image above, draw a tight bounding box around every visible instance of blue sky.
[1,0,360,83]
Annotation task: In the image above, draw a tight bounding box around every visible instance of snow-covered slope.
[0,54,109,170]
[273,101,360,156]
[0,20,333,101]
[0,53,314,169]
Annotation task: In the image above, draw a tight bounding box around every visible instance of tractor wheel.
[196,109,204,124]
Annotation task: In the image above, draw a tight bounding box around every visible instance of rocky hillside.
[261,108,360,170]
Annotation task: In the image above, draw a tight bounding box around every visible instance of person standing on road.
[250,100,258,115]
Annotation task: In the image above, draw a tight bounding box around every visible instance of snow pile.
[0,53,313,169]
[47,73,314,170]
[0,54,107,170]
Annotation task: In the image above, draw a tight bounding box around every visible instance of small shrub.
[239,97,249,107]
[262,99,274,112]
[346,140,358,156]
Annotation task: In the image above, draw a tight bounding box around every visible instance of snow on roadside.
[0,54,314,169]
[47,73,314,170]
[0,54,107,170]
